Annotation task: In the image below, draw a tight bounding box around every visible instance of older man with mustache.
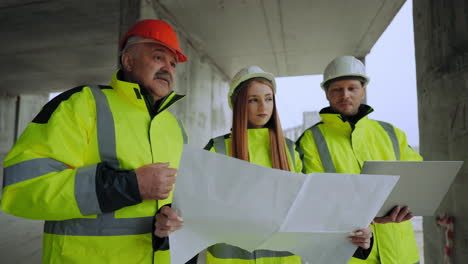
[296,56,422,264]
[2,19,188,264]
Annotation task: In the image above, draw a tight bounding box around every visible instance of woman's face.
[246,81,274,128]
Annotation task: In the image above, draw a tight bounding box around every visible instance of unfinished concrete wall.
[169,41,231,146]
[0,96,17,197]
[413,0,468,263]
[16,95,50,140]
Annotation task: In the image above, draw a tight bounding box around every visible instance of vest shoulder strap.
[308,124,336,173]
[377,121,400,160]
[284,137,297,171]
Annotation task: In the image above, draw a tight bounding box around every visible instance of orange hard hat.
[119,19,187,63]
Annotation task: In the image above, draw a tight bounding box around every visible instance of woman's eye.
[248,99,257,103]
[266,97,273,101]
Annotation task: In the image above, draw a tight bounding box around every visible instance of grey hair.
[121,35,146,55]
[119,35,144,69]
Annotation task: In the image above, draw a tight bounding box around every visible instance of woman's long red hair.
[231,78,291,171]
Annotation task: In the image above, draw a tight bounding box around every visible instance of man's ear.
[325,88,331,101]
[121,52,133,72]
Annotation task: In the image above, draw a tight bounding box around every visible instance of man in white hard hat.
[296,55,421,264]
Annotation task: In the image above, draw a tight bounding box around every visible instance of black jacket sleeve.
[352,236,373,260]
[95,162,142,213]
[153,204,170,251]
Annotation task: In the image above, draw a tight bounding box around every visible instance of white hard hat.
[320,56,370,89]
[228,65,276,109]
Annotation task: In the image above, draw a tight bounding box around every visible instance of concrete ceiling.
[0,0,404,95]
[161,0,405,78]
[0,0,120,95]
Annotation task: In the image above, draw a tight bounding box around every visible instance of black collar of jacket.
[117,70,176,118]
[320,104,374,126]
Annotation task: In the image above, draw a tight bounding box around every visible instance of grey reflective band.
[377,121,400,160]
[89,86,120,168]
[285,138,296,170]
[176,118,188,144]
[3,158,68,187]
[208,244,294,259]
[213,136,227,155]
[74,164,101,216]
[167,109,188,144]
[44,214,153,236]
[309,126,336,173]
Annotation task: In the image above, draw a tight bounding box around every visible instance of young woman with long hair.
[200,66,372,264]
[206,66,298,170]
[200,66,301,263]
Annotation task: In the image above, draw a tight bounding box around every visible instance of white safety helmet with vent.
[228,65,276,109]
[320,56,370,89]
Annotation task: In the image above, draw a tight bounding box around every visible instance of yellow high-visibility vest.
[2,71,187,264]
[297,109,421,264]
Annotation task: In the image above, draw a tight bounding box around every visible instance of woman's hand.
[348,227,372,249]
[154,206,184,238]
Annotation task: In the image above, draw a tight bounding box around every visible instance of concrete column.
[413,0,468,262]
[119,0,142,39]
[210,71,231,139]
[0,95,17,196]
[16,95,49,138]
[0,93,49,264]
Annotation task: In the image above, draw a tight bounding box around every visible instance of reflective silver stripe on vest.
[310,122,401,172]
[176,117,188,144]
[3,158,68,187]
[309,126,336,173]
[44,214,153,236]
[377,121,400,160]
[89,86,120,168]
[213,135,227,154]
[208,243,294,259]
[71,85,117,215]
[74,164,101,216]
[285,138,296,170]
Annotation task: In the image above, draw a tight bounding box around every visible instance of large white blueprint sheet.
[170,145,399,264]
